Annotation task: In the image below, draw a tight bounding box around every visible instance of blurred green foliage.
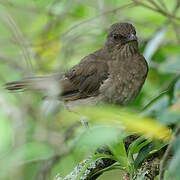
[0,0,179,179]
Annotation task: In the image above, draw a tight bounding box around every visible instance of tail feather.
[4,76,61,94]
[4,75,83,101]
[5,80,28,91]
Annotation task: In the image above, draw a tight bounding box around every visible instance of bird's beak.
[125,33,137,43]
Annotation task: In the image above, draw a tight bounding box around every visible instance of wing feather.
[62,54,109,100]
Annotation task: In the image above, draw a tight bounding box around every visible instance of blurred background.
[0,0,179,179]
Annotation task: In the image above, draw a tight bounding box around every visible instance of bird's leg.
[64,102,89,129]
[80,116,89,129]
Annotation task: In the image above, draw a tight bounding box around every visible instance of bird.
[4,22,148,107]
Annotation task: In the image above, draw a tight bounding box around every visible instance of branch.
[159,124,180,180]
[142,73,180,110]
[132,0,180,44]
[37,122,81,180]
[30,2,136,47]
[133,156,160,179]
[55,153,116,180]
[0,0,46,15]
[0,6,34,73]
[132,0,180,21]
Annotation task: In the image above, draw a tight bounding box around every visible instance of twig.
[37,122,81,180]
[150,0,180,45]
[0,0,48,15]
[142,73,180,110]
[159,124,180,180]
[132,0,180,21]
[168,0,180,45]
[157,0,168,11]
[133,0,180,45]
[56,151,116,180]
[29,2,136,47]
[0,6,34,74]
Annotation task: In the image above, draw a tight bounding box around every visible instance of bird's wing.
[5,54,109,101]
[61,54,109,101]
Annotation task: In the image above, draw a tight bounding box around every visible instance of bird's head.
[105,22,138,53]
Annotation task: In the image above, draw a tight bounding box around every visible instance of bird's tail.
[5,80,28,91]
[4,76,61,95]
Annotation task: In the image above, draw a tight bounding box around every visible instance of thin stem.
[132,0,180,21]
[159,124,180,180]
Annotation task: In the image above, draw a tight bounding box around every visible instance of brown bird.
[5,22,148,107]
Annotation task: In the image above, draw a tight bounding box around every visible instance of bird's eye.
[113,34,123,41]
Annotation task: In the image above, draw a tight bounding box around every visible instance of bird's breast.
[99,54,148,104]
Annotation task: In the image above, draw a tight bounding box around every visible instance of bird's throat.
[118,41,139,58]
[104,41,139,58]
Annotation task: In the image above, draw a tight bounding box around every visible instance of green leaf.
[168,136,180,179]
[128,137,151,156]
[134,141,167,169]
[174,78,180,99]
[61,105,172,140]
[73,126,123,153]
[159,55,180,74]
[109,139,128,170]
[134,142,154,169]
[169,148,180,179]
[143,28,167,63]
[0,115,13,157]
[127,137,151,168]
[142,95,169,115]
[0,142,54,179]
[157,109,180,125]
